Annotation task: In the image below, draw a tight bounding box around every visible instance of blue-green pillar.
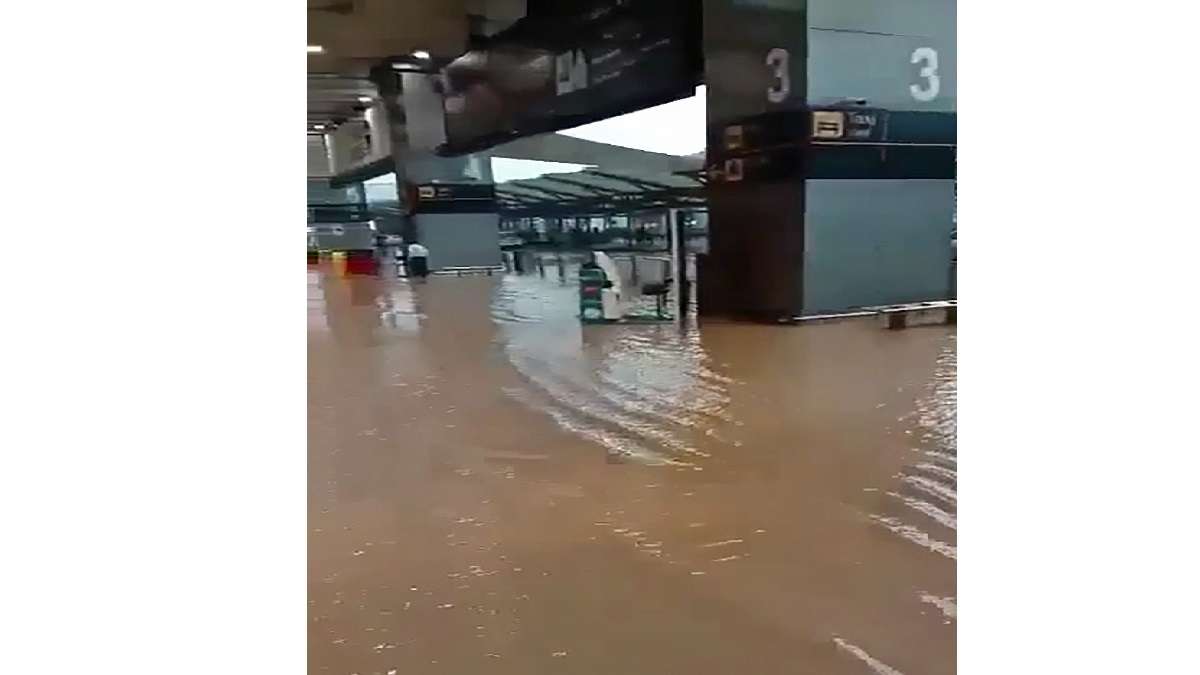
[700,0,957,320]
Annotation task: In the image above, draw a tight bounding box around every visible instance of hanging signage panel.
[440,0,701,155]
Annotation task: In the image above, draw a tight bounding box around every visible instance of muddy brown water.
[309,266,956,675]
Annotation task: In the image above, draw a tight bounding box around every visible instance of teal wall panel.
[802,179,954,313]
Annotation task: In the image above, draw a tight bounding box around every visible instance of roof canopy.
[497,168,706,218]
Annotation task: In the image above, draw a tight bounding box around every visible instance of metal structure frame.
[496,169,706,220]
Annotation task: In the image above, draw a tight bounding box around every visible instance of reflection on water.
[309,270,425,338]
[309,265,956,675]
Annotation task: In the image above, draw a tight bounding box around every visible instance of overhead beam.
[489,134,704,174]
[582,170,693,192]
[538,175,625,196]
[499,195,708,218]
[499,183,584,201]
[496,192,544,204]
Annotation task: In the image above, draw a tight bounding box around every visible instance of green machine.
[579,263,608,323]
[578,252,626,323]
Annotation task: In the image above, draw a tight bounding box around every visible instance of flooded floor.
[309,265,956,675]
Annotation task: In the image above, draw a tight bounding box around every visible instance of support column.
[669,207,691,318]
[364,103,393,160]
[324,129,352,177]
[799,1,957,314]
[308,135,330,177]
[370,64,503,273]
[699,0,809,321]
[700,0,957,320]
[325,121,369,176]
[370,66,417,243]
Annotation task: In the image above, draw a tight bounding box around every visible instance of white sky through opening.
[360,87,707,185]
[558,86,706,156]
[491,86,706,183]
[491,158,592,183]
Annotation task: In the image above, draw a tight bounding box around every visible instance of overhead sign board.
[409,182,497,214]
[439,0,702,156]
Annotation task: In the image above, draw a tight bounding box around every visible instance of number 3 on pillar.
[766,48,790,104]
[910,47,940,102]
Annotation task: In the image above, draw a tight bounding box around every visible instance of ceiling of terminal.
[307,0,526,131]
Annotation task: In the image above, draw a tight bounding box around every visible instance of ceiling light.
[307,45,325,54]
[412,50,431,59]
[313,124,326,131]
[358,96,373,103]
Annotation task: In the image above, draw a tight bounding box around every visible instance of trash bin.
[579,264,607,323]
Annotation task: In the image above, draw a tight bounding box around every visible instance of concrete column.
[324,121,371,176]
[700,0,956,319]
[367,64,499,269]
[699,0,809,321]
[371,63,502,267]
[371,67,417,241]
[669,207,691,317]
[307,135,330,177]
[798,0,956,314]
[365,103,392,159]
[400,72,447,153]
[324,129,352,177]
[370,65,497,187]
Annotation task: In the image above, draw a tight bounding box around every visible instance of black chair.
[641,279,672,319]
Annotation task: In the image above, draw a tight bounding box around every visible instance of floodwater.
[309,263,957,675]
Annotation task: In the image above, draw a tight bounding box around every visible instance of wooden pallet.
[793,300,957,329]
[877,301,957,329]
